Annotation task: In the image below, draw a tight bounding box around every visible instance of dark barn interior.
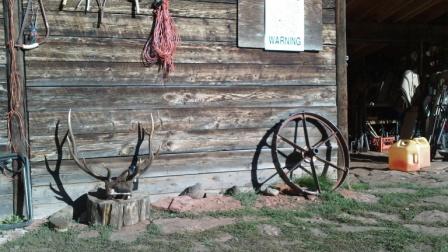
[346,0,448,154]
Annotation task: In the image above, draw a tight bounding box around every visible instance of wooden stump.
[86,191,151,229]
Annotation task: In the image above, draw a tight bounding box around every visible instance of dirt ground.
[2,152,448,251]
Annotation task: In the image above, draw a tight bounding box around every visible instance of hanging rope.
[142,0,180,78]
[6,0,27,152]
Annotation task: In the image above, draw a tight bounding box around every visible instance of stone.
[368,188,417,194]
[366,212,401,222]
[404,224,448,236]
[109,220,150,243]
[224,186,240,196]
[309,228,327,238]
[48,206,73,232]
[214,232,233,243]
[338,189,379,204]
[153,217,236,235]
[404,243,433,252]
[77,230,100,239]
[0,229,28,245]
[151,195,242,213]
[258,224,281,237]
[273,183,301,196]
[254,195,308,209]
[422,196,448,206]
[179,183,206,199]
[263,187,280,196]
[335,225,388,233]
[338,213,378,225]
[412,210,448,224]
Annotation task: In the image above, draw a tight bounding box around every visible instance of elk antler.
[126,113,160,181]
[66,109,111,182]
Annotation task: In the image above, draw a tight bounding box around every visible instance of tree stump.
[86,191,151,229]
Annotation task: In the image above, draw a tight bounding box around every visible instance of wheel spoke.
[258,172,279,187]
[314,155,346,172]
[302,114,311,149]
[312,131,337,149]
[309,157,321,193]
[278,134,307,152]
[296,164,313,176]
[294,119,299,144]
[259,167,288,187]
[276,149,288,158]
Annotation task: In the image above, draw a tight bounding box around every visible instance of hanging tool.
[75,0,91,13]
[15,0,49,50]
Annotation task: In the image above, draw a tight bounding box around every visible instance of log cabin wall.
[0,3,14,218]
[5,0,336,218]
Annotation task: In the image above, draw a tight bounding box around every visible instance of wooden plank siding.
[17,0,337,218]
[0,0,13,218]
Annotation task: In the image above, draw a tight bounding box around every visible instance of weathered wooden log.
[86,191,151,229]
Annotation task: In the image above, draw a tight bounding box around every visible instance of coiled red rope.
[142,0,180,78]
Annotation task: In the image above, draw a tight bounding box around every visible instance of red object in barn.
[371,136,395,152]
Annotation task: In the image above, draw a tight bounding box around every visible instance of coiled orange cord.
[142,0,180,78]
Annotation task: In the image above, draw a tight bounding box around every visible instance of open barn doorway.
[346,0,448,158]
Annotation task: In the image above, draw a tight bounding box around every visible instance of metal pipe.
[0,153,33,230]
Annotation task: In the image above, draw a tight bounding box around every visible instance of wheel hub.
[285,151,303,170]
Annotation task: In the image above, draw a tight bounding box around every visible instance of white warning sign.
[264,0,305,51]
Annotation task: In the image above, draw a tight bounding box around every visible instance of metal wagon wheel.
[271,112,349,195]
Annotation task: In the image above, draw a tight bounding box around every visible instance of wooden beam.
[348,23,448,43]
[336,0,348,140]
[3,0,28,214]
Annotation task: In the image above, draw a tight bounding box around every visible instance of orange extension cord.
[142,0,180,78]
[6,0,27,153]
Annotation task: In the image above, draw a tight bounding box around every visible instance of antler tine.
[67,109,111,181]
[128,113,160,180]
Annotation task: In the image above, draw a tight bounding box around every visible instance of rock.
[179,183,206,199]
[366,212,401,222]
[338,189,379,204]
[272,183,301,196]
[109,220,150,243]
[0,229,28,245]
[263,187,280,196]
[77,230,100,239]
[258,224,281,237]
[151,195,242,213]
[214,232,233,243]
[153,217,236,235]
[404,243,433,252]
[335,225,387,233]
[404,224,448,236]
[412,210,448,224]
[309,228,327,238]
[224,186,240,196]
[338,213,378,225]
[254,195,308,209]
[48,206,73,232]
[422,196,448,206]
[305,194,318,201]
[368,188,417,194]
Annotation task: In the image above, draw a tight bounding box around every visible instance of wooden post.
[336,0,348,141]
[3,0,28,214]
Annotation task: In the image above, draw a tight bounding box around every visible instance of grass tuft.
[294,175,334,192]
[233,191,258,208]
[0,215,24,225]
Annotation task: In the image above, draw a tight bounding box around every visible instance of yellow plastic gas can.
[389,139,420,172]
[413,137,431,168]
